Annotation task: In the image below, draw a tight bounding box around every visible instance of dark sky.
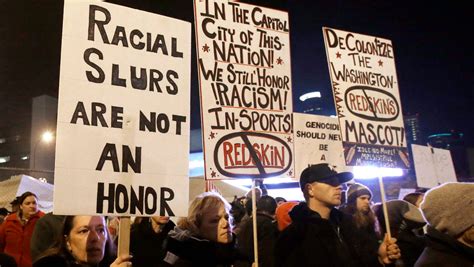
[1,0,472,145]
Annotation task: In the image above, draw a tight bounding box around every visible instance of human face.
[151,216,170,225]
[309,182,343,207]
[66,216,107,266]
[20,196,38,219]
[198,204,232,244]
[356,195,371,213]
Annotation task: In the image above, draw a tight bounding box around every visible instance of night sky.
[1,0,472,145]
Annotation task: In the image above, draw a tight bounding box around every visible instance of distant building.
[404,113,423,145]
[0,95,57,182]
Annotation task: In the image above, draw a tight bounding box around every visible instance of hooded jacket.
[275,202,378,267]
[415,227,474,267]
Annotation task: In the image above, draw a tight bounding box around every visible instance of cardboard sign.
[412,144,457,188]
[323,27,408,169]
[293,113,347,178]
[54,1,191,216]
[194,0,294,179]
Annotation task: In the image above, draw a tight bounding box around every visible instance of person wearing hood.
[374,199,426,266]
[274,163,401,267]
[415,182,474,266]
[163,192,250,267]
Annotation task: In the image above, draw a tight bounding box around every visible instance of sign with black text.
[194,0,294,179]
[323,27,408,168]
[294,113,347,178]
[54,1,191,216]
[412,144,457,188]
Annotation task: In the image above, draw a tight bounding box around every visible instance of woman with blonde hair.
[163,192,249,266]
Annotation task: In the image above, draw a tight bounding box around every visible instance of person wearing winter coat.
[374,199,426,266]
[0,192,44,267]
[130,216,175,267]
[163,192,250,267]
[415,182,474,266]
[275,164,401,267]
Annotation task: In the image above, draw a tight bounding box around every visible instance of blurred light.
[267,188,304,201]
[0,156,11,163]
[38,178,48,183]
[189,152,204,177]
[299,91,321,102]
[21,155,29,160]
[352,166,403,179]
[0,137,6,144]
[41,131,54,143]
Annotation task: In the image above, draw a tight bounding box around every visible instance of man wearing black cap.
[274,163,400,266]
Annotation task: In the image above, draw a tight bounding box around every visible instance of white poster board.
[54,1,191,216]
[194,0,293,180]
[412,144,457,188]
[293,113,347,178]
[323,27,409,169]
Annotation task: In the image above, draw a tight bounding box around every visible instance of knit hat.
[346,183,372,204]
[420,182,474,237]
[275,201,299,231]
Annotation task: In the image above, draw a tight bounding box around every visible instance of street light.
[32,130,55,170]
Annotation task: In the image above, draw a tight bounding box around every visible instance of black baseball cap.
[299,163,353,191]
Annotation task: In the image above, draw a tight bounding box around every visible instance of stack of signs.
[411,144,457,188]
[293,113,346,178]
[323,27,409,169]
[194,0,294,179]
[54,1,191,217]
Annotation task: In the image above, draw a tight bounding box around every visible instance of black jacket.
[235,212,278,267]
[163,227,249,267]
[415,227,474,267]
[130,219,175,267]
[275,202,378,267]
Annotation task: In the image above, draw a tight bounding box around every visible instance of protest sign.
[54,1,191,216]
[412,144,457,188]
[323,27,408,169]
[194,0,294,179]
[293,113,347,178]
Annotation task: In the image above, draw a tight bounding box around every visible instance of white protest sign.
[294,113,347,178]
[194,0,293,180]
[323,27,409,169]
[412,144,457,188]
[54,1,191,216]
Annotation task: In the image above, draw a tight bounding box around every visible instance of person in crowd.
[274,197,287,206]
[130,216,175,267]
[274,201,298,232]
[415,182,474,266]
[275,163,401,267]
[374,200,426,266]
[229,196,246,235]
[30,213,66,262]
[339,183,381,266]
[0,191,44,267]
[9,198,20,214]
[0,208,9,225]
[236,195,279,267]
[33,215,132,267]
[163,192,249,266]
[403,192,425,208]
